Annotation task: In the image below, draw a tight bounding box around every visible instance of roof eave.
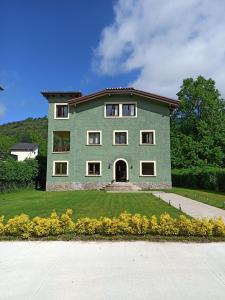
[68,89,179,107]
[41,91,82,100]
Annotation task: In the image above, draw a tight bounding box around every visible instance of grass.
[168,187,225,209]
[0,189,185,221]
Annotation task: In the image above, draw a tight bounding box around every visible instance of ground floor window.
[53,131,70,152]
[140,161,156,176]
[86,161,101,176]
[53,161,68,176]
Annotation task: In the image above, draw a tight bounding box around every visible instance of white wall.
[11,149,38,161]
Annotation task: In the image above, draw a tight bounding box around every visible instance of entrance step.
[104,182,141,191]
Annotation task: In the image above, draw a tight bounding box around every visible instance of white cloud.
[0,103,6,118]
[95,0,225,97]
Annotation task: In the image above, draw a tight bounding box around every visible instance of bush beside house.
[172,168,225,192]
[0,159,38,192]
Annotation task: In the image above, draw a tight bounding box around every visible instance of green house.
[42,88,178,191]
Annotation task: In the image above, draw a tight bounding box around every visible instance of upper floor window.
[122,104,136,116]
[54,103,69,119]
[106,104,119,117]
[113,130,128,145]
[87,131,102,145]
[53,131,70,152]
[140,130,155,145]
[105,103,136,118]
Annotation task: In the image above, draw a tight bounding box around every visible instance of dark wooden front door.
[115,160,127,182]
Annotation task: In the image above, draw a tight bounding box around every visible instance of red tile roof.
[68,87,179,108]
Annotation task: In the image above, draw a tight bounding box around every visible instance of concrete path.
[152,192,225,221]
[1,241,225,300]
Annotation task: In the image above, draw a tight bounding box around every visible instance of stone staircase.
[104,182,141,192]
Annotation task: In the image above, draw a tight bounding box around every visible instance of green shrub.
[172,167,225,192]
[0,159,38,192]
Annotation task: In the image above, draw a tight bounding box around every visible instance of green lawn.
[0,189,184,220]
[169,188,225,209]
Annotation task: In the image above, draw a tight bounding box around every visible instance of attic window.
[105,103,136,118]
[122,104,136,116]
[106,104,119,117]
[55,103,69,119]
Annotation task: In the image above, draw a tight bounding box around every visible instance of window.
[87,131,101,145]
[140,161,156,176]
[114,131,128,145]
[122,104,136,116]
[53,131,70,152]
[106,104,119,117]
[86,161,101,176]
[53,161,68,176]
[140,130,155,145]
[55,103,69,119]
[105,103,136,118]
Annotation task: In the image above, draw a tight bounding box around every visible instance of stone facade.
[46,182,171,191]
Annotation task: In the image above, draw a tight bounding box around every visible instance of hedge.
[0,210,225,239]
[0,159,39,192]
[172,167,225,192]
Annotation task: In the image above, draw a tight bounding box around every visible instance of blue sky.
[1,0,225,125]
[0,0,137,124]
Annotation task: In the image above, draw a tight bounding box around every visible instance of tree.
[171,76,225,168]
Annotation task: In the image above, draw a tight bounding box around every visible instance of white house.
[10,143,38,161]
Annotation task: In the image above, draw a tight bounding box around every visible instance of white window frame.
[86,131,102,146]
[54,103,69,119]
[53,161,69,176]
[140,130,156,145]
[113,130,128,145]
[140,161,156,177]
[86,161,102,177]
[52,131,70,153]
[104,102,137,118]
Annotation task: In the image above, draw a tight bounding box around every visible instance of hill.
[0,117,48,156]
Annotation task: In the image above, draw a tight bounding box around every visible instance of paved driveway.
[0,241,225,300]
[152,192,225,221]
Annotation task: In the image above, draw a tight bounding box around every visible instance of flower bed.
[0,210,225,239]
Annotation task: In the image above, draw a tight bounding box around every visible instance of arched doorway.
[113,159,128,182]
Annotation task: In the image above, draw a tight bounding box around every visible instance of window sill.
[53,117,69,120]
[52,151,70,154]
[112,144,128,146]
[104,116,137,119]
[86,144,103,146]
[85,175,102,177]
[139,144,156,146]
[52,175,69,177]
[139,175,156,177]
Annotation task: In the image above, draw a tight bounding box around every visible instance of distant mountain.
[0,117,48,156]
